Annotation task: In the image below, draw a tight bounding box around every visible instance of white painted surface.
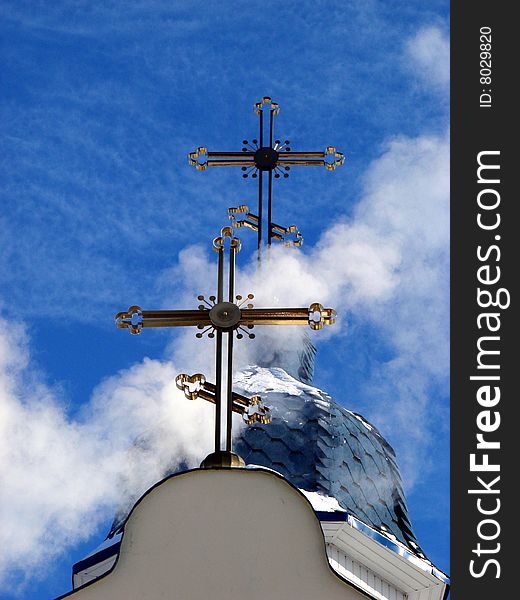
[61,469,367,600]
[73,555,117,589]
[327,543,406,600]
[322,520,448,600]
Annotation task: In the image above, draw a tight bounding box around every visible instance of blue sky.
[0,2,449,598]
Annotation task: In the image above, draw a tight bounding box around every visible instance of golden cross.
[115,227,336,467]
[188,96,344,252]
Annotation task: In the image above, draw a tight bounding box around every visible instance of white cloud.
[0,316,215,593]
[405,25,450,92]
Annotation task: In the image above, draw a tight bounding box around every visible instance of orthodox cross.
[115,227,336,467]
[188,96,345,253]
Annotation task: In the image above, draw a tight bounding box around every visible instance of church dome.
[233,365,424,556]
[106,334,424,559]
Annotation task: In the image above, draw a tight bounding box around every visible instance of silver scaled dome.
[233,363,424,556]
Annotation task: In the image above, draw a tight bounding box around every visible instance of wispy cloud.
[404,25,450,93]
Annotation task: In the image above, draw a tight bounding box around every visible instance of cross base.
[200,450,246,469]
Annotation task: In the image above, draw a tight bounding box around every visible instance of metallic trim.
[315,509,450,586]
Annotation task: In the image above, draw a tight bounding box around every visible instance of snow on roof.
[300,490,345,513]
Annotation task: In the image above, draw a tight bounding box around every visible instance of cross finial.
[115,227,336,467]
[116,98,342,469]
[188,97,345,255]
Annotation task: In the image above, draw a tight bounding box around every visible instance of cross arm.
[277,147,345,170]
[277,159,325,166]
[188,147,255,170]
[269,222,303,247]
[228,205,259,232]
[207,159,254,167]
[206,151,255,168]
[115,306,211,334]
[115,303,336,334]
[188,146,344,171]
[175,373,271,424]
[231,219,258,232]
[240,303,336,330]
[206,152,254,157]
